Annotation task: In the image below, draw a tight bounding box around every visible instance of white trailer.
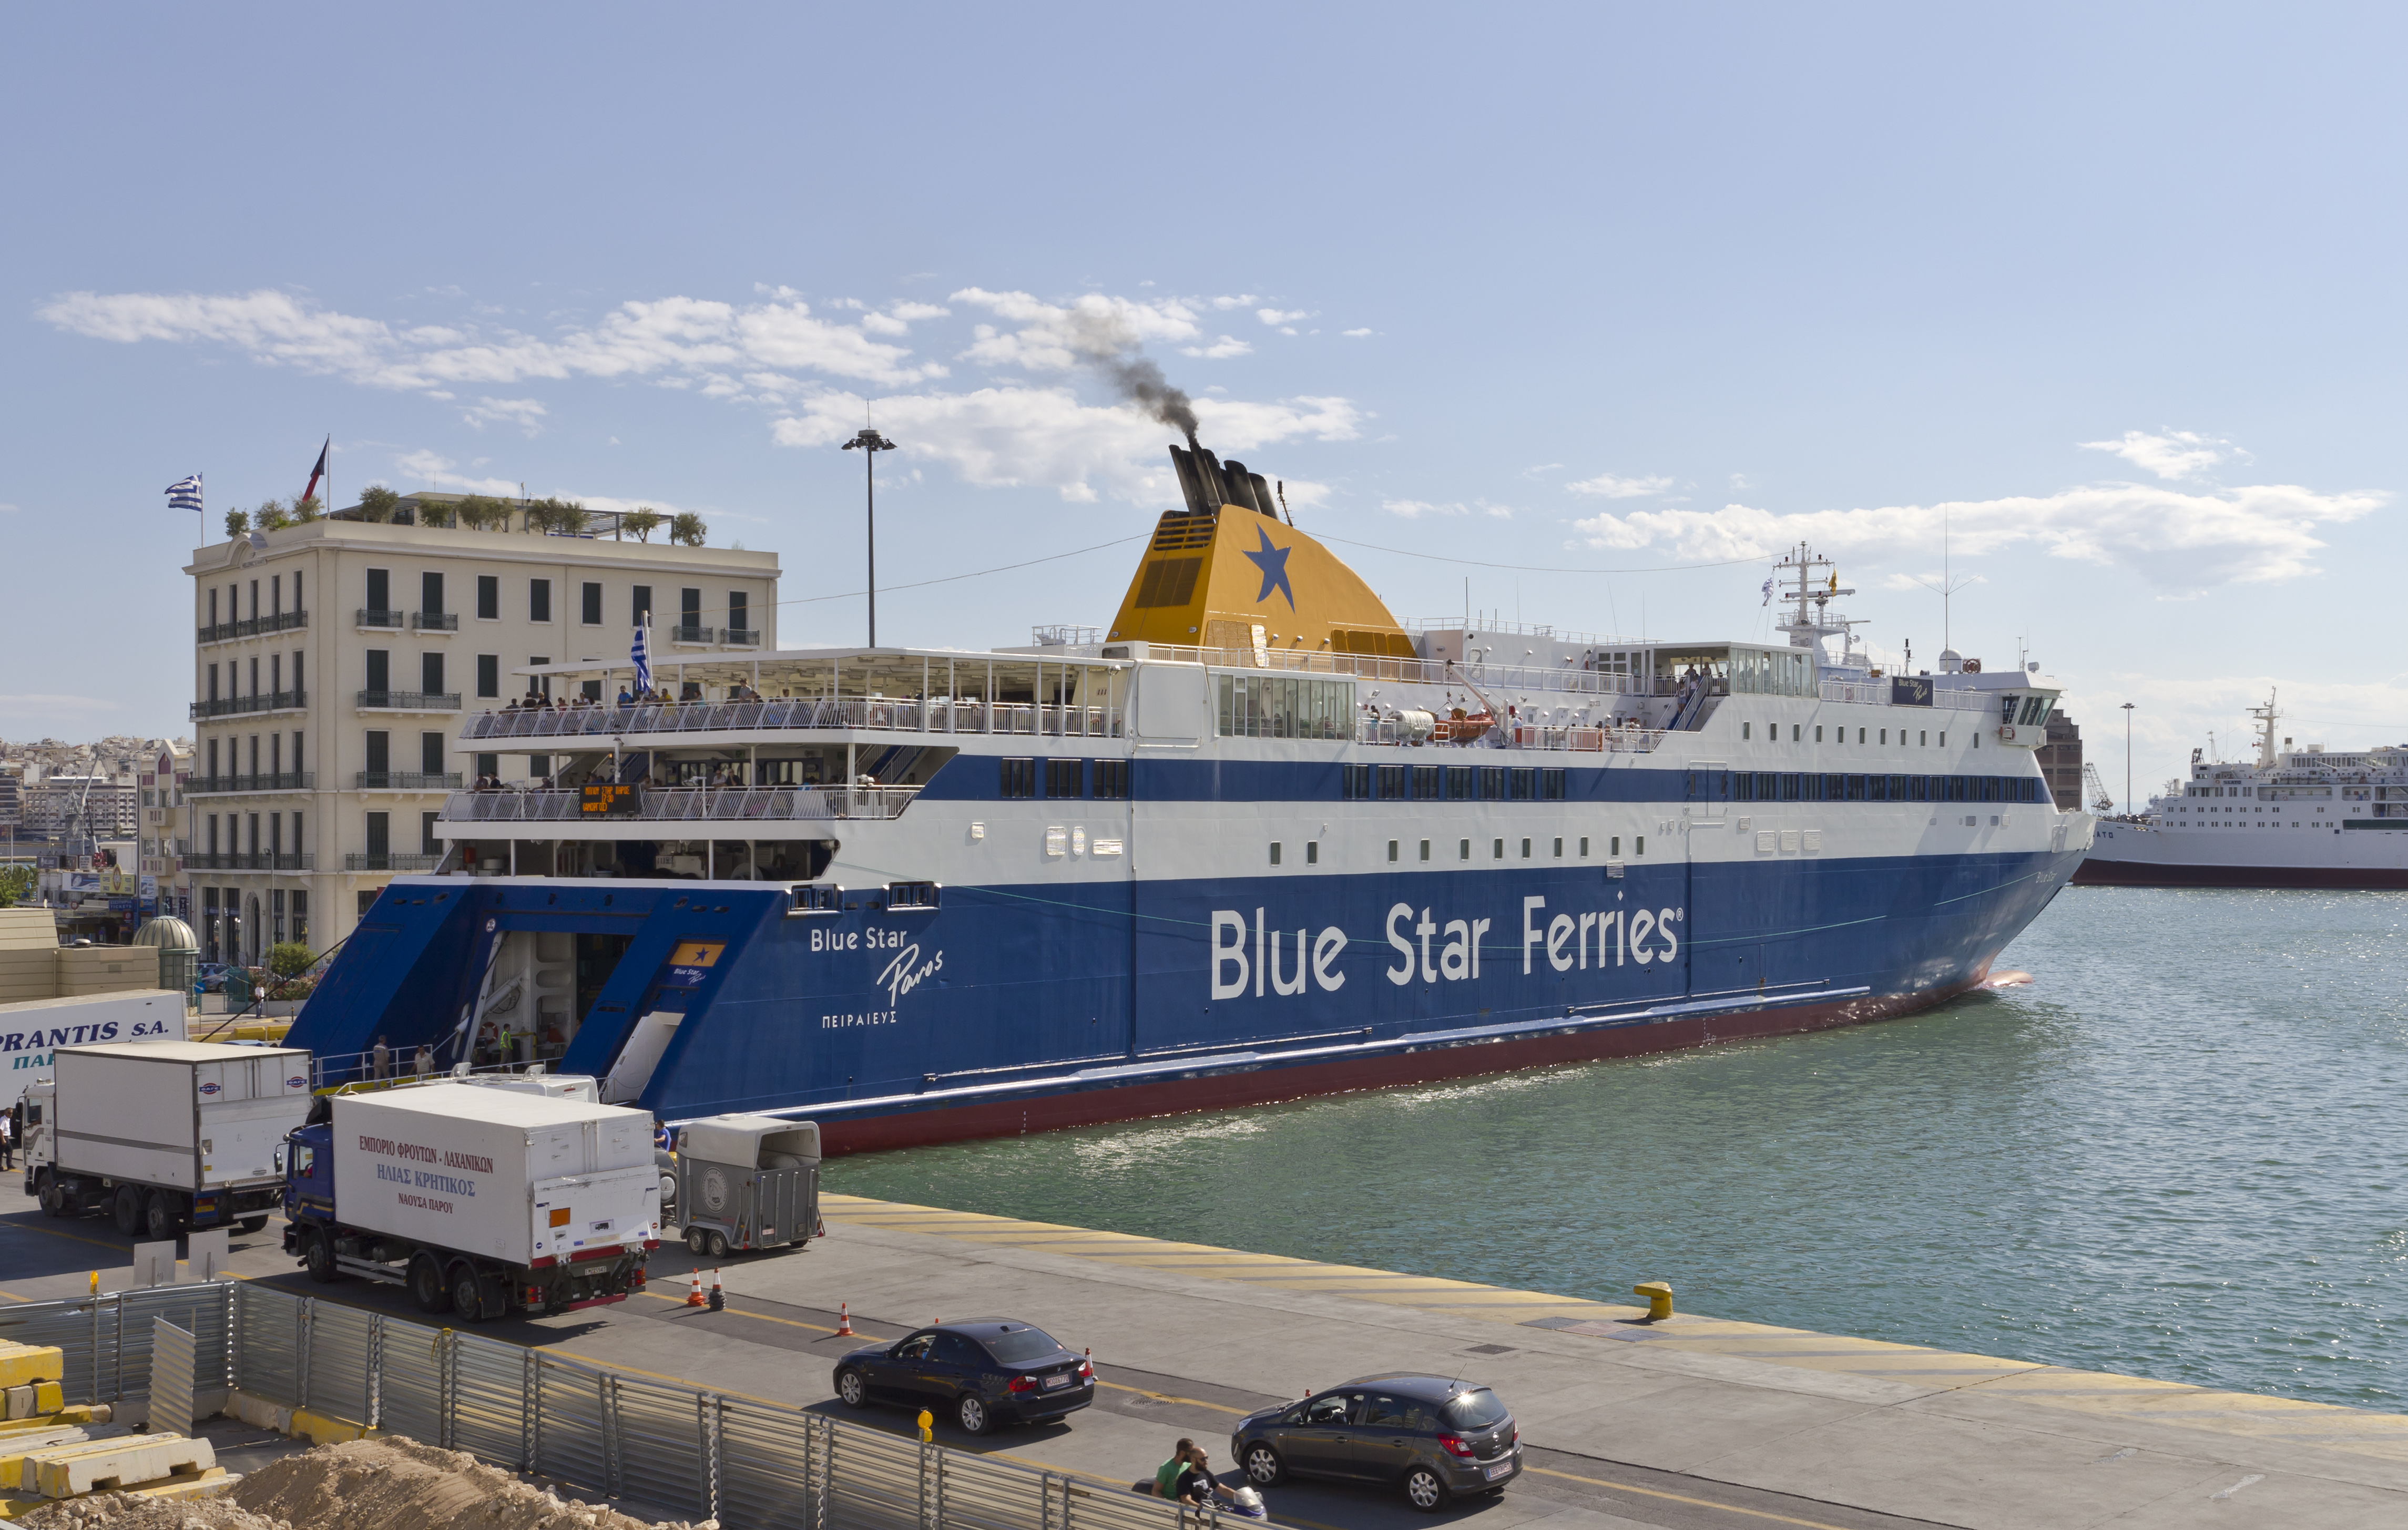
[284,1082,661,1320]
[22,1041,313,1239]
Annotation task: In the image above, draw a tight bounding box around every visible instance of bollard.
[916,1408,934,1443]
[708,1269,725,1312]
[1633,1281,1674,1321]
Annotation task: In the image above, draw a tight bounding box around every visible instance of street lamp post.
[842,429,897,647]
[2121,701,2136,817]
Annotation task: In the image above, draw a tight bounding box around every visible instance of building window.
[476,575,499,620]
[366,650,389,695]
[1093,759,1130,799]
[681,588,702,637]
[421,571,444,617]
[529,578,552,624]
[581,582,604,625]
[421,811,441,855]
[421,652,445,696]
[364,731,389,777]
[527,658,550,701]
[365,811,390,859]
[476,655,499,698]
[291,891,309,948]
[1044,759,1083,798]
[207,664,219,702]
[632,585,652,625]
[999,758,1035,798]
[421,732,445,776]
[366,568,389,614]
[728,591,749,638]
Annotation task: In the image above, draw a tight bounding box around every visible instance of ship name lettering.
[809,928,860,953]
[1212,910,1348,999]
[876,944,944,1006]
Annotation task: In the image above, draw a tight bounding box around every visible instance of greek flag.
[630,620,652,693]
[167,474,203,513]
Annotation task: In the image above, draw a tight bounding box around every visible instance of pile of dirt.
[231,1439,706,1530]
[22,1495,287,1530]
[23,1439,707,1530]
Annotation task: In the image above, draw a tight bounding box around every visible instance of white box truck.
[22,1041,314,1239]
[283,1082,660,1320]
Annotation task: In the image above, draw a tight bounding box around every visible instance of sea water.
[832,886,2408,1408]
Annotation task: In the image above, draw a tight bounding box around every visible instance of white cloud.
[1208,294,1259,310]
[1573,479,2386,595]
[1566,472,1674,499]
[948,288,1200,371]
[1257,308,1312,326]
[1180,335,1253,360]
[1342,328,1374,338]
[38,288,947,391]
[2080,429,2238,481]
[389,450,517,496]
[1384,499,1466,519]
[462,396,547,435]
[1880,571,1989,593]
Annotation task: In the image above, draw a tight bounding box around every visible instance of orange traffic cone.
[685,1271,705,1308]
[709,1268,725,1312]
[835,1302,855,1337]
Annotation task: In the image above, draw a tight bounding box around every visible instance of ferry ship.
[292,438,2095,1151]
[2074,695,2408,889]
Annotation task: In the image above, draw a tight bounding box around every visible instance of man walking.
[371,1035,391,1082]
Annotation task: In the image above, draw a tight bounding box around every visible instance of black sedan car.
[833,1320,1095,1435]
[1232,1373,1521,1512]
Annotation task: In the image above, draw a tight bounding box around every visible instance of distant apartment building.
[183,494,779,964]
[2037,707,2085,813]
[140,745,193,900]
[22,773,138,840]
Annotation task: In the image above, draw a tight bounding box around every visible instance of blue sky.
[5,5,2402,805]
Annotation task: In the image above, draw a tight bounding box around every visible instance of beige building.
[183,495,780,963]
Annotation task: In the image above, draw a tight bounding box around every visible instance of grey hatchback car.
[1231,1374,1521,1511]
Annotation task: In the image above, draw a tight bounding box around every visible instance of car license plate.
[1043,1374,1071,1390]
[1482,1462,1514,1481]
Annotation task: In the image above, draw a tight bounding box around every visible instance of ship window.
[1094,759,1130,799]
[1859,728,1867,744]
[1940,732,1947,747]
[1217,674,1354,739]
[1611,836,1620,855]
[1542,769,1566,800]
[1414,767,1443,801]
[1510,769,1536,800]
[1493,838,1505,859]
[1636,835,1646,855]
[1447,767,1475,801]
[1388,840,1399,862]
[1379,765,1409,800]
[1044,759,1084,798]
[1792,725,1801,741]
[1134,557,1203,608]
[1458,839,1471,860]
[1521,838,1533,859]
[1420,839,1431,861]
[1343,764,1372,801]
[1553,838,1563,857]
[1481,768,1506,801]
[1579,837,1589,857]
[1847,774,1866,801]
[1306,842,1319,865]
[1743,722,1751,740]
[1269,842,1282,865]
[1881,729,1887,745]
[1815,726,1823,743]
[999,758,1035,799]
[886,881,940,911]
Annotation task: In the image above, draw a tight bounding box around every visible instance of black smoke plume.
[1100,352,1199,443]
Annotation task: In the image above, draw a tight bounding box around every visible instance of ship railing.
[1129,643,1647,697]
[458,698,1122,742]
[1350,718,1668,752]
[438,784,921,824]
[1818,678,1999,712]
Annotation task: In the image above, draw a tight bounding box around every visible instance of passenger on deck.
[617,686,634,705]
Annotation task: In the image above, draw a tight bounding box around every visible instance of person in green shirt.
[1137,1438,1196,1497]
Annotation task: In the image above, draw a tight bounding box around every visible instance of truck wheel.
[111,1185,141,1237]
[707,1231,730,1259]
[239,1217,269,1235]
[302,1227,339,1284]
[686,1226,708,1255]
[36,1175,64,1218]
[145,1191,179,1241]
[449,1264,486,1321]
[409,1253,451,1313]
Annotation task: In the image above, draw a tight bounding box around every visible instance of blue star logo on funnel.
[1243,527,1296,609]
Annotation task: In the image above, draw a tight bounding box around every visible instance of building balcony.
[356,771,464,790]
[187,772,315,795]
[721,627,760,647]
[412,610,458,631]
[358,690,462,712]
[345,852,443,872]
[668,622,711,645]
[190,690,308,720]
[356,608,406,630]
[198,609,309,644]
[186,851,315,872]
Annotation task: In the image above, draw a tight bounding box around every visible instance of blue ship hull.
[290,840,2082,1152]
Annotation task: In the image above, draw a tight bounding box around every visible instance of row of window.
[358,570,752,629]
[1730,773,2045,804]
[195,886,309,964]
[1343,764,1571,802]
[1270,834,1644,865]
[202,651,304,703]
[1744,721,1956,747]
[997,758,1132,800]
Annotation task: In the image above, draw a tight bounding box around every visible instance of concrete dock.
[1,1186,2402,1528]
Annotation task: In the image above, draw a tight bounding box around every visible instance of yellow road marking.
[634,1287,836,1334]
[1527,1465,1862,1530]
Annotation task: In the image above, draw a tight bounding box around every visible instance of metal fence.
[0,1282,1254,1530]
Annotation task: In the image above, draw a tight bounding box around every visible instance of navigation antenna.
[1769,543,1863,664]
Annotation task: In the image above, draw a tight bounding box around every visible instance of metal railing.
[441,785,919,824]
[356,771,464,790]
[1818,678,1995,712]
[461,698,1121,743]
[345,852,443,871]
[0,1281,1261,1530]
[360,691,463,711]
[184,851,314,871]
[1119,642,1646,699]
[187,773,315,794]
[668,623,711,644]
[722,627,760,646]
[199,610,310,644]
[412,611,459,631]
[356,609,406,629]
[190,690,307,720]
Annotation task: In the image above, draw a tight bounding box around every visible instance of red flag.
[300,436,329,505]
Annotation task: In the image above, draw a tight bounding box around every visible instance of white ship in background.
[2075,695,2408,889]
